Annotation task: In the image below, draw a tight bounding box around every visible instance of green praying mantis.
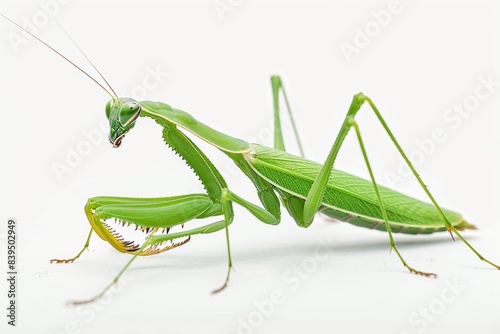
[2,14,499,305]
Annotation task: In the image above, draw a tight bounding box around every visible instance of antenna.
[53,18,119,100]
[0,13,116,100]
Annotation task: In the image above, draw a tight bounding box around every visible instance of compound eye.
[119,102,141,126]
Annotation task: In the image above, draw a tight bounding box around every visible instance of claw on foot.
[50,258,77,264]
[407,266,437,278]
[67,297,98,306]
[211,282,228,294]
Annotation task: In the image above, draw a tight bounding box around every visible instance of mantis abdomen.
[246,144,474,235]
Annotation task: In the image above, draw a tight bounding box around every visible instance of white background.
[1,1,500,333]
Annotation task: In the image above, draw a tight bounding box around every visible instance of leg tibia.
[270,76,305,156]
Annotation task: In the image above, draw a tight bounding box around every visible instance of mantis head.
[106,98,142,148]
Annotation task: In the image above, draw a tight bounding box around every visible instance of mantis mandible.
[2,14,498,305]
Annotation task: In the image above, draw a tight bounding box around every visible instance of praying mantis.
[2,12,498,306]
